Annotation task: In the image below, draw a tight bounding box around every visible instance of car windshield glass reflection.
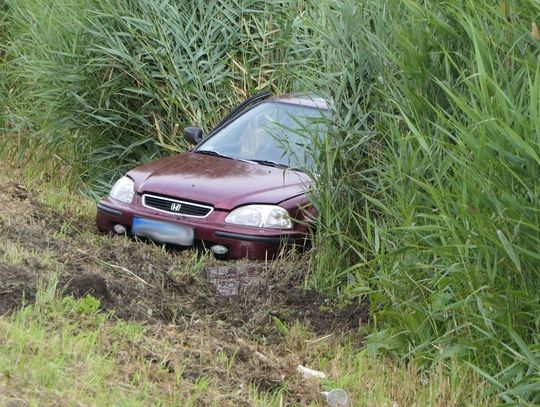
[196,102,329,170]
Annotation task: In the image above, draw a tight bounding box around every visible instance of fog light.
[113,224,126,234]
[210,245,228,255]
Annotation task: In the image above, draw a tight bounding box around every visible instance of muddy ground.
[0,179,368,404]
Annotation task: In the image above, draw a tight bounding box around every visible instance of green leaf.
[496,229,521,272]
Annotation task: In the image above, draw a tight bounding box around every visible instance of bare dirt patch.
[0,179,368,335]
[0,177,368,404]
[0,264,36,315]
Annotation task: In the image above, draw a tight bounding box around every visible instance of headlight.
[225,205,292,229]
[109,176,135,204]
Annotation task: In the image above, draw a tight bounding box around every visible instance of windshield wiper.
[195,150,233,160]
[249,159,289,169]
[251,159,308,173]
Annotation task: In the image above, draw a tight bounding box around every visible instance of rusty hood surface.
[128,152,312,210]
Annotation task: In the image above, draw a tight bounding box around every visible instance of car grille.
[142,194,213,218]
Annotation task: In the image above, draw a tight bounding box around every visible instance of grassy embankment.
[2,0,539,403]
[0,168,488,405]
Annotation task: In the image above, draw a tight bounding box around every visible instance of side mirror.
[184,126,203,145]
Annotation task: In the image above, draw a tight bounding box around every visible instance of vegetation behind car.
[2,0,540,402]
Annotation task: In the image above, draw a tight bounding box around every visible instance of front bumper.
[96,196,306,259]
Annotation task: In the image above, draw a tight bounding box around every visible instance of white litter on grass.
[297,364,327,379]
[321,389,349,407]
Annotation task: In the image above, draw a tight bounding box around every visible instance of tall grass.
[2,0,540,402]
[306,0,540,403]
[1,0,314,195]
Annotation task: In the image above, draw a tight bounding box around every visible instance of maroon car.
[96,93,328,259]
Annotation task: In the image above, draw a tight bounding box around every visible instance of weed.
[2,0,539,402]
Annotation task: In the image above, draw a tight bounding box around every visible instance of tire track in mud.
[0,180,368,334]
[0,179,369,404]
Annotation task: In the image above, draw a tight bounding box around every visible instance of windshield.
[196,101,329,169]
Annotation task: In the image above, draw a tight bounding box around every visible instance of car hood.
[128,152,312,210]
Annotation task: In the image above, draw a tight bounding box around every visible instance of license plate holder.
[131,217,194,246]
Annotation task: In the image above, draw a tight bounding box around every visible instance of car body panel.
[268,93,328,110]
[97,194,309,259]
[128,152,312,210]
[97,93,325,259]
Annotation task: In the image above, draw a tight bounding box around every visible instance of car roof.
[268,93,329,111]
